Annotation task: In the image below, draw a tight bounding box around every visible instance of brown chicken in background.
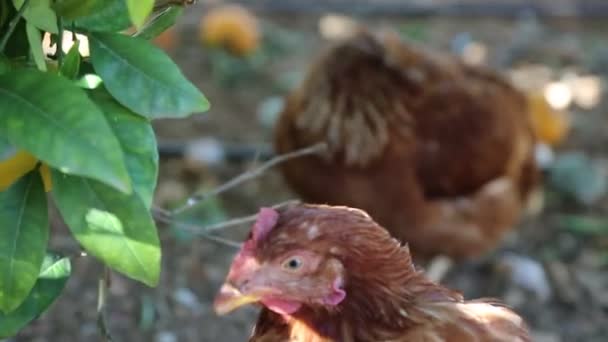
[214,204,530,341]
[274,28,540,259]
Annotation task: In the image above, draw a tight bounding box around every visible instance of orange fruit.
[527,91,571,146]
[200,4,260,56]
[0,150,54,192]
[0,150,38,190]
[39,163,53,192]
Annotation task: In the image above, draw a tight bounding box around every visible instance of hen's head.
[214,204,416,316]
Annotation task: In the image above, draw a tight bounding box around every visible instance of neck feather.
[292,245,462,340]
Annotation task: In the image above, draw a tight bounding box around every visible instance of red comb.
[252,207,279,242]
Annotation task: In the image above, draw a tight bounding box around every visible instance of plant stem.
[153,0,196,11]
[97,267,114,341]
[171,142,327,215]
[56,17,64,67]
[0,0,31,53]
[71,22,76,43]
[152,200,299,249]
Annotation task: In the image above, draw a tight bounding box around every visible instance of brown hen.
[274,29,540,259]
[214,204,530,341]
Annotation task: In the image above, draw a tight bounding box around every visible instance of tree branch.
[153,212,242,248]
[153,142,319,248]
[170,143,326,215]
[153,200,300,249]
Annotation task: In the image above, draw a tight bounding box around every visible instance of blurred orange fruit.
[0,150,38,190]
[200,4,260,56]
[0,150,54,192]
[527,91,571,146]
[39,163,53,192]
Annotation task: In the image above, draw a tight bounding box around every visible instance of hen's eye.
[283,257,303,270]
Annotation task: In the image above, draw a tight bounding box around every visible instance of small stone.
[499,253,552,302]
[531,331,561,342]
[173,287,202,313]
[185,138,225,166]
[155,331,177,342]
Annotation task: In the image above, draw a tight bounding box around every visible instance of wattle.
[261,297,302,315]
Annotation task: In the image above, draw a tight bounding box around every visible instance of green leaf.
[59,41,81,79]
[0,137,12,160]
[12,0,58,33]
[53,0,109,19]
[135,5,183,40]
[0,0,9,28]
[0,69,131,193]
[52,171,161,286]
[72,0,131,32]
[0,171,48,313]
[126,0,154,28]
[88,88,158,208]
[25,22,46,72]
[2,11,29,59]
[89,32,209,118]
[0,54,11,75]
[0,254,71,338]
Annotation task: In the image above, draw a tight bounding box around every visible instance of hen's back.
[274,29,539,258]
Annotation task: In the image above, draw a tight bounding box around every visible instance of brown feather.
[274,28,540,259]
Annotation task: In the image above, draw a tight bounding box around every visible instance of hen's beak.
[213,283,261,315]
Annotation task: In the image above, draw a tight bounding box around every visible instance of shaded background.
[11,0,608,341]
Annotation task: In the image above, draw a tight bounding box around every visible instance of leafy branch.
[0,0,199,338]
[0,0,322,338]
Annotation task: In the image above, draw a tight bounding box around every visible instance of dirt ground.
[10,2,608,342]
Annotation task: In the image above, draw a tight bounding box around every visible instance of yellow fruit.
[200,4,260,56]
[39,163,53,192]
[527,91,571,146]
[0,150,38,191]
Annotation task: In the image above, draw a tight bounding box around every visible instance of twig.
[0,0,31,52]
[153,0,197,11]
[71,23,77,44]
[153,213,243,248]
[154,141,317,247]
[97,267,113,342]
[152,205,172,221]
[56,17,64,67]
[192,200,298,232]
[171,143,326,215]
[203,214,260,233]
[153,200,300,248]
